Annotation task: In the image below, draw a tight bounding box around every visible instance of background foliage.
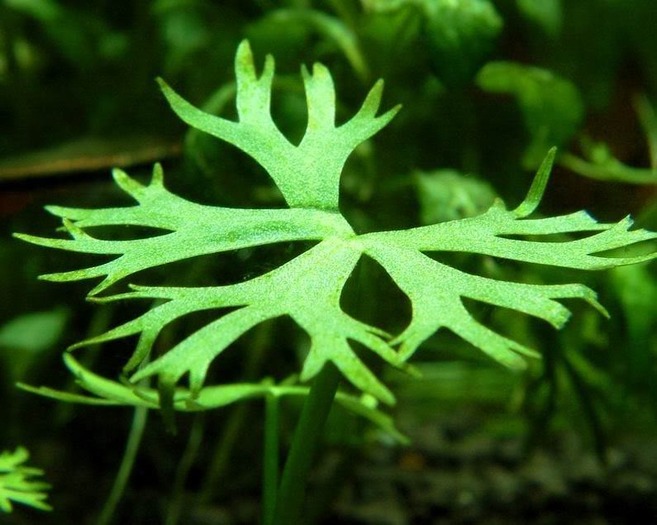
[1,1,657,523]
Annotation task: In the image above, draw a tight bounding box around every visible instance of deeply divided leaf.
[0,448,51,513]
[16,41,657,414]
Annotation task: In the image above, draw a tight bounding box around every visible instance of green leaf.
[81,237,398,408]
[247,9,369,81]
[16,163,354,295]
[18,354,408,443]
[0,447,51,513]
[0,308,68,380]
[414,168,497,224]
[477,62,584,167]
[517,0,563,38]
[421,0,503,88]
[559,133,657,185]
[16,41,657,415]
[158,40,400,210]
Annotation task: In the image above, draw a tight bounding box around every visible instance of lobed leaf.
[16,41,657,419]
[0,448,51,513]
[362,241,605,363]
[367,151,657,271]
[159,40,400,210]
[72,239,399,410]
[15,164,353,295]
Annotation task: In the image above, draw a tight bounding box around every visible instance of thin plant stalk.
[263,393,280,525]
[198,321,274,503]
[272,363,341,525]
[97,403,149,525]
[197,403,249,503]
[166,414,206,525]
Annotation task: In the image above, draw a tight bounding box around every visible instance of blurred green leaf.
[5,0,123,67]
[559,139,657,185]
[414,169,497,224]
[609,264,657,394]
[0,447,51,513]
[361,0,411,12]
[0,309,67,351]
[477,61,584,167]
[516,0,563,38]
[248,9,369,81]
[4,0,60,21]
[0,308,68,381]
[421,0,503,88]
[19,353,408,443]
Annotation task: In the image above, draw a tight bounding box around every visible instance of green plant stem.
[272,363,341,525]
[97,403,149,525]
[197,402,248,503]
[263,393,280,525]
[561,351,607,462]
[166,414,205,525]
[198,320,274,503]
[634,93,657,170]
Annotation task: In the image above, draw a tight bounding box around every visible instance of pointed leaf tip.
[151,163,164,186]
[237,38,251,56]
[235,40,274,82]
[112,167,147,198]
[236,39,256,77]
[513,146,557,218]
[362,79,385,114]
[62,218,91,240]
